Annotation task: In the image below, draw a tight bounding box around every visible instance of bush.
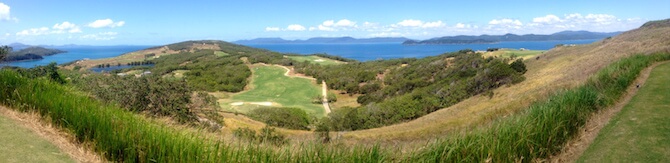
[510,58,527,74]
[233,126,288,146]
[248,107,311,130]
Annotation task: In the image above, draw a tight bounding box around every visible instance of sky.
[0,0,668,45]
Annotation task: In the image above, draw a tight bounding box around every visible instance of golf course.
[221,65,325,116]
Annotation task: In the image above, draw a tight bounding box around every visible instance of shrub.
[248,107,311,130]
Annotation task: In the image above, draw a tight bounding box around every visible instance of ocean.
[4,45,152,68]
[3,39,598,68]
[244,39,598,61]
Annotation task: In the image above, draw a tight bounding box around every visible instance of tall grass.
[408,53,670,162]
[0,70,386,162]
[1,53,667,162]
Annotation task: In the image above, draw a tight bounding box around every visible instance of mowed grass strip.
[230,65,324,116]
[485,49,545,60]
[0,114,73,163]
[579,62,670,162]
[287,55,343,65]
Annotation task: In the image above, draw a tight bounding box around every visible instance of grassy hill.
[3,19,668,162]
[340,18,670,141]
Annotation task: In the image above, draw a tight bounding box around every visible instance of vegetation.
[408,53,670,162]
[0,70,386,162]
[306,49,526,130]
[69,72,196,123]
[248,107,311,130]
[233,126,289,145]
[0,114,74,162]
[4,46,66,61]
[286,55,344,65]
[150,50,251,92]
[579,62,670,162]
[0,45,12,62]
[228,65,323,116]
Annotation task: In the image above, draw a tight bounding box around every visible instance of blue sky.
[0,0,668,45]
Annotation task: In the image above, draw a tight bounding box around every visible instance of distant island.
[234,37,409,44]
[5,45,66,62]
[403,30,621,45]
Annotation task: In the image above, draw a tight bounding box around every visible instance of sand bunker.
[230,102,244,106]
[314,59,325,62]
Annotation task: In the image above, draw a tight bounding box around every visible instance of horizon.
[1,0,668,45]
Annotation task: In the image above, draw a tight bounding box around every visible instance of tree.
[510,58,527,74]
[0,45,12,62]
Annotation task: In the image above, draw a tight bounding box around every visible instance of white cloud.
[81,32,118,40]
[532,14,561,24]
[286,24,306,31]
[422,21,445,28]
[334,19,356,27]
[265,27,280,31]
[88,19,125,28]
[488,19,523,26]
[369,32,403,37]
[0,3,18,22]
[16,27,50,36]
[322,20,334,26]
[52,21,82,33]
[395,19,444,28]
[397,19,424,27]
[260,13,643,39]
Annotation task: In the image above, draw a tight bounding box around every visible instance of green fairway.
[579,62,670,162]
[214,51,229,56]
[0,115,73,163]
[287,55,343,65]
[225,65,324,116]
[486,49,545,60]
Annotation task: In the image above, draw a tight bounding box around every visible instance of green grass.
[287,55,343,65]
[0,114,73,163]
[0,70,385,162]
[408,53,670,162]
[225,65,325,116]
[487,49,545,60]
[2,53,668,162]
[579,62,670,162]
[214,51,229,56]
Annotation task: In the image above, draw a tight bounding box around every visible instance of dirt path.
[548,60,670,163]
[322,80,331,114]
[0,106,104,163]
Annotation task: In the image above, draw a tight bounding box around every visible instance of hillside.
[403,30,621,45]
[5,46,67,62]
[342,19,670,142]
[235,37,409,44]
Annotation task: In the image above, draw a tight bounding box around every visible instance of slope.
[339,19,670,142]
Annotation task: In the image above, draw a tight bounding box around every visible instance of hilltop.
[5,46,66,62]
[403,30,621,45]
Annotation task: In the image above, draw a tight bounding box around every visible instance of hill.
[403,30,621,45]
[5,46,66,62]
[235,37,409,44]
[343,19,670,141]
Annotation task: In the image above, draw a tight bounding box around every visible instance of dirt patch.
[0,106,104,163]
[547,60,670,163]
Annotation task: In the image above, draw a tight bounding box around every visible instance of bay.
[244,39,598,61]
[4,45,153,68]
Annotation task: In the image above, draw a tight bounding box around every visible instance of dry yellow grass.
[64,43,222,70]
[337,24,670,142]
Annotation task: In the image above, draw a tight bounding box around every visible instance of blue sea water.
[245,39,598,61]
[4,45,152,68]
[3,39,598,68]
